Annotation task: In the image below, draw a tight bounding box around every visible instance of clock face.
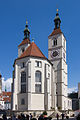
[53,51,58,57]
[51,50,59,58]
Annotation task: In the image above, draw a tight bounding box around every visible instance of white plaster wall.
[31,94,44,110]
[62,34,66,51]
[48,34,63,49]
[62,96,72,110]
[13,64,19,110]
[13,56,54,111]
[29,58,52,110]
[67,98,72,110]
[48,32,69,110]
[51,69,56,109]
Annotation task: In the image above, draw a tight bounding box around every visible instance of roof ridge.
[29,42,33,55]
[33,42,46,58]
[18,38,31,47]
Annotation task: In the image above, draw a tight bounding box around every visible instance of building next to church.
[0,74,12,110]
[68,83,80,111]
[12,10,72,111]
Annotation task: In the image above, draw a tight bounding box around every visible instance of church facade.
[12,11,72,111]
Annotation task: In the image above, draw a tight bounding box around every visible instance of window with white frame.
[35,71,42,93]
[35,61,42,67]
[35,71,41,82]
[21,72,26,93]
[35,84,41,93]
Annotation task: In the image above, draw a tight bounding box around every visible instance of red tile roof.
[3,97,11,102]
[18,42,46,59]
[48,28,62,37]
[18,38,31,47]
[0,92,11,103]
[2,92,11,96]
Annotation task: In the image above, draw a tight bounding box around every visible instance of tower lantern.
[54,9,61,29]
[23,20,30,40]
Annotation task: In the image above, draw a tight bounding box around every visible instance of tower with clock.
[48,9,68,110]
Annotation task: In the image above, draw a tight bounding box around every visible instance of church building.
[12,10,72,111]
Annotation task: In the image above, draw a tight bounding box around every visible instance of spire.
[54,9,61,29]
[23,20,30,40]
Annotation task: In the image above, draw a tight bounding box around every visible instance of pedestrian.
[30,113,32,120]
[66,115,69,120]
[25,114,29,120]
[76,113,80,120]
[61,113,64,120]
[56,113,59,120]
[3,114,7,120]
[12,115,16,120]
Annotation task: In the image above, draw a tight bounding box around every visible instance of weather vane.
[56,8,59,13]
[26,19,28,24]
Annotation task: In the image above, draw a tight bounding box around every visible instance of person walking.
[61,113,64,120]
[56,113,59,120]
[30,113,32,120]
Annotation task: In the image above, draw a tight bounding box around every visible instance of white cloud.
[2,78,12,92]
[68,87,78,93]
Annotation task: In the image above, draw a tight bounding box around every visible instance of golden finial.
[26,19,28,24]
[56,8,59,13]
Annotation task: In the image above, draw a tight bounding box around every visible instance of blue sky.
[0,0,80,91]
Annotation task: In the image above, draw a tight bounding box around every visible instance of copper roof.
[49,28,62,37]
[18,38,31,47]
[18,42,46,59]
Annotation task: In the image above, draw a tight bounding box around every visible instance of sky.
[0,0,80,92]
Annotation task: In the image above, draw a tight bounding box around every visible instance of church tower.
[48,10,68,110]
[0,74,2,94]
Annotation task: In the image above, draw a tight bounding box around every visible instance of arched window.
[35,71,41,82]
[21,72,26,93]
[54,39,57,46]
[35,71,42,93]
[21,72,26,83]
